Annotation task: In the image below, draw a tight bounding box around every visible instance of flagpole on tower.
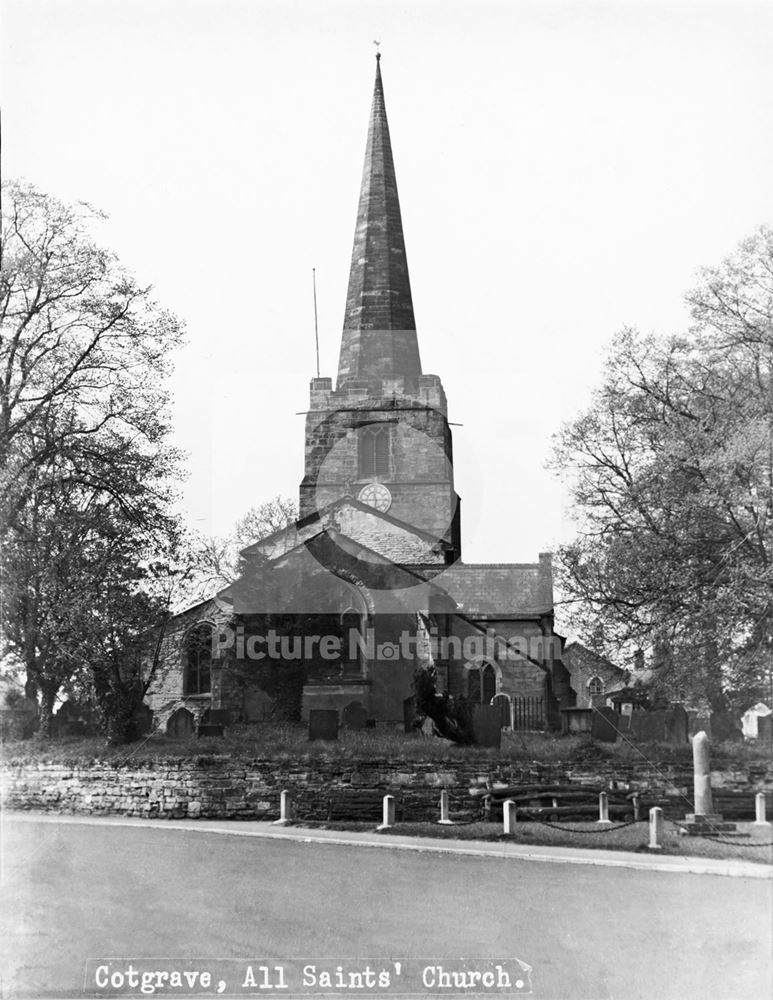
[312,267,320,378]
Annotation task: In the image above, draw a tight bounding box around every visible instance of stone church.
[147,56,574,735]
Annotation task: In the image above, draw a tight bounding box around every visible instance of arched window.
[588,676,605,704]
[184,624,213,695]
[482,663,496,702]
[467,663,497,703]
[358,425,391,478]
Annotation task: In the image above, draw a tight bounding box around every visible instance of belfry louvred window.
[359,424,390,477]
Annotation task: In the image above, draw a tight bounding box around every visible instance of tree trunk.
[102,686,142,746]
[38,686,56,739]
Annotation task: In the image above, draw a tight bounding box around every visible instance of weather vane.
[373,39,381,59]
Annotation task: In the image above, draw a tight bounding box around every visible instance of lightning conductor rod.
[312,267,320,379]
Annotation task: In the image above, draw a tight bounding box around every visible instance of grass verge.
[288,818,773,865]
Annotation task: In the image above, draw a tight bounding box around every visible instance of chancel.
[147,55,576,732]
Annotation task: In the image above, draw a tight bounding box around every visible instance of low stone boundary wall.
[2,757,771,822]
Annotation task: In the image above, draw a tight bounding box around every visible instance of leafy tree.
[553,226,773,711]
[0,181,186,737]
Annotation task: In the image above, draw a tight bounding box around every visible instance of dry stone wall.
[3,756,771,822]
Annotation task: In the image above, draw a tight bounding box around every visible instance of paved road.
[1,817,770,1000]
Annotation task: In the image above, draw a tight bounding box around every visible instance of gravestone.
[133,703,153,736]
[492,694,512,729]
[709,711,743,743]
[688,713,712,739]
[343,701,368,731]
[630,710,666,742]
[243,689,274,722]
[664,704,689,744]
[472,704,501,749]
[402,696,416,733]
[309,709,339,741]
[52,700,95,737]
[203,709,231,727]
[591,706,618,742]
[757,715,773,742]
[166,707,195,739]
[614,711,631,733]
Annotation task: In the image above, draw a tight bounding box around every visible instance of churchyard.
[3,722,771,867]
[3,718,770,766]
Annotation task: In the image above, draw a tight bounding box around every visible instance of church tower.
[300,55,461,564]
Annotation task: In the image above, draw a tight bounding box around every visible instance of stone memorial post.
[678,730,737,835]
[693,730,713,816]
[597,791,612,825]
[755,792,770,827]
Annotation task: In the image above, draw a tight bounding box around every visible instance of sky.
[2,0,772,575]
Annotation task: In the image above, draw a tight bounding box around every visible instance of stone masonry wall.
[3,757,771,822]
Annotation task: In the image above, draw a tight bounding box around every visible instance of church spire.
[336,54,422,390]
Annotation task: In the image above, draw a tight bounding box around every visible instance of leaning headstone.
[166,707,195,739]
[343,701,368,731]
[591,707,618,742]
[472,704,501,748]
[664,704,689,744]
[309,709,339,741]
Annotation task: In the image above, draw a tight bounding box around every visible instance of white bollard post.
[503,799,517,834]
[438,789,453,825]
[754,792,770,826]
[649,806,663,850]
[632,794,641,822]
[378,794,396,830]
[597,790,612,825]
[273,789,292,825]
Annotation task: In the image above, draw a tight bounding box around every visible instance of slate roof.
[435,557,554,617]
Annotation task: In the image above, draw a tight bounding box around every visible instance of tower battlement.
[309,374,447,414]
